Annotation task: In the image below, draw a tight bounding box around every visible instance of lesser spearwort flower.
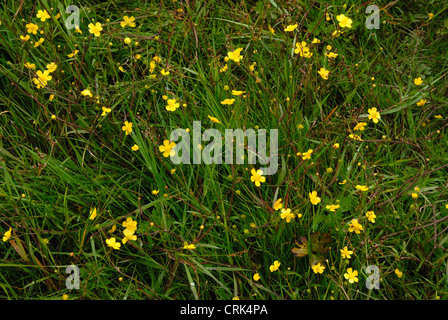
[344,268,358,283]
[348,219,363,234]
[159,140,176,157]
[269,260,280,272]
[250,169,266,187]
[311,263,325,274]
[309,191,321,205]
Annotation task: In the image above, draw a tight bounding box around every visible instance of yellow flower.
[106,237,121,250]
[166,99,180,112]
[160,69,170,76]
[434,115,443,119]
[183,242,196,250]
[428,13,434,20]
[336,14,353,28]
[227,48,244,62]
[46,62,57,73]
[355,185,369,192]
[311,263,325,274]
[120,16,136,28]
[340,246,353,259]
[353,122,367,131]
[122,121,133,135]
[280,208,295,223]
[81,89,93,97]
[122,217,137,232]
[284,24,298,32]
[416,99,427,106]
[318,67,330,80]
[88,22,103,37]
[414,77,423,86]
[67,50,79,58]
[49,94,55,102]
[268,25,275,34]
[219,64,228,72]
[26,23,39,34]
[34,38,44,47]
[208,115,221,123]
[332,30,342,37]
[349,133,363,141]
[152,190,160,195]
[411,192,418,199]
[326,204,340,212]
[250,168,266,187]
[2,228,11,242]
[325,52,338,59]
[312,38,321,44]
[122,228,137,244]
[269,260,281,272]
[220,98,235,105]
[89,208,97,220]
[309,191,321,205]
[36,9,51,22]
[124,37,131,44]
[367,107,381,123]
[301,149,313,160]
[333,143,340,149]
[33,70,52,89]
[159,140,176,157]
[101,106,111,116]
[24,62,36,70]
[131,144,139,151]
[273,198,283,211]
[20,35,30,41]
[395,268,403,278]
[109,224,117,233]
[149,61,156,74]
[231,90,246,96]
[294,41,313,57]
[135,54,141,60]
[253,273,261,281]
[344,268,358,283]
[62,294,69,300]
[366,211,376,223]
[249,62,256,71]
[348,219,363,234]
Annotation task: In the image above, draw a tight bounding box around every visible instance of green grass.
[1,0,448,300]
